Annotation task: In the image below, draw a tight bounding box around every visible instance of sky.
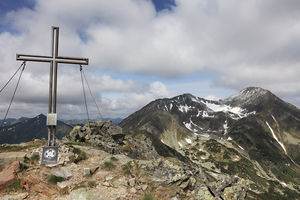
[0,0,300,120]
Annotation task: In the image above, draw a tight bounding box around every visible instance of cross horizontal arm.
[16,54,89,65]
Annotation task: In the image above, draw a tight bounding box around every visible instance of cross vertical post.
[16,26,89,149]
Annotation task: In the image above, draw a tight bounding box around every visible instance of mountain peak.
[228,87,269,100]
[176,93,195,99]
[241,86,269,95]
[37,114,46,118]
[223,87,275,108]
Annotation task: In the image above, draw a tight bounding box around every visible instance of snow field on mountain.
[265,121,287,154]
[223,121,229,135]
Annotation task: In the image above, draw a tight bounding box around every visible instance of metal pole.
[53,61,58,146]
[52,27,59,146]
[47,27,55,147]
[48,61,53,146]
[55,27,59,57]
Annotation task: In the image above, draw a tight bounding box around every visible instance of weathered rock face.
[118,132,189,162]
[0,131,252,200]
[21,175,57,197]
[0,161,20,190]
[121,133,161,160]
[0,193,28,200]
[66,121,186,162]
[66,121,124,154]
[141,158,249,199]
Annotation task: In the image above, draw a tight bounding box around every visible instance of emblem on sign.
[44,148,57,158]
[41,146,58,165]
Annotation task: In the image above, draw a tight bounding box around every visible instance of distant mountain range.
[120,87,300,199]
[0,114,123,144]
[0,114,72,144]
[62,117,122,126]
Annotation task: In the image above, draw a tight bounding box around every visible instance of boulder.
[50,166,73,179]
[130,187,137,194]
[0,161,20,190]
[207,175,238,197]
[0,193,28,200]
[105,175,115,181]
[21,175,57,197]
[57,180,73,189]
[193,184,215,200]
[113,176,128,187]
[128,178,136,186]
[67,188,100,200]
[83,168,91,176]
[141,184,148,191]
[102,182,110,187]
[223,180,248,199]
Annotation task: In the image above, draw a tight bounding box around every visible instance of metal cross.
[16,26,89,146]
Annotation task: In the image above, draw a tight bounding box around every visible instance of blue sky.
[0,0,299,119]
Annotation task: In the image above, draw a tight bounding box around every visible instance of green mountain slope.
[120,87,300,199]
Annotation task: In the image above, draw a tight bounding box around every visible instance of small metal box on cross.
[16,27,89,151]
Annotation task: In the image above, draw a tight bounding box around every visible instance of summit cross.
[16,26,89,147]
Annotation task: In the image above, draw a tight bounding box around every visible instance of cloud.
[1,0,300,119]
[57,81,172,119]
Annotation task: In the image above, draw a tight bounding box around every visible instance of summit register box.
[47,113,57,126]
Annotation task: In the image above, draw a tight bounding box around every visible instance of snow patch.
[178,104,191,113]
[200,134,210,138]
[183,119,200,134]
[271,115,276,122]
[280,182,287,187]
[164,105,168,111]
[191,120,203,131]
[185,138,192,144]
[202,111,214,118]
[170,103,173,111]
[191,97,201,103]
[265,121,287,154]
[238,145,244,150]
[196,110,201,117]
[200,100,256,118]
[233,156,240,161]
[183,122,193,132]
[223,120,229,135]
[178,142,183,147]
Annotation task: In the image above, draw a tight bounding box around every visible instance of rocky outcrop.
[0,161,20,190]
[20,175,57,197]
[66,121,187,162]
[66,121,124,154]
[125,132,188,162]
[0,134,252,200]
[0,193,28,200]
[141,158,249,199]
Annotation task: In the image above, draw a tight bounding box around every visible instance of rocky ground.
[0,121,265,199]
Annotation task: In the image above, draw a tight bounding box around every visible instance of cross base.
[47,113,57,146]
